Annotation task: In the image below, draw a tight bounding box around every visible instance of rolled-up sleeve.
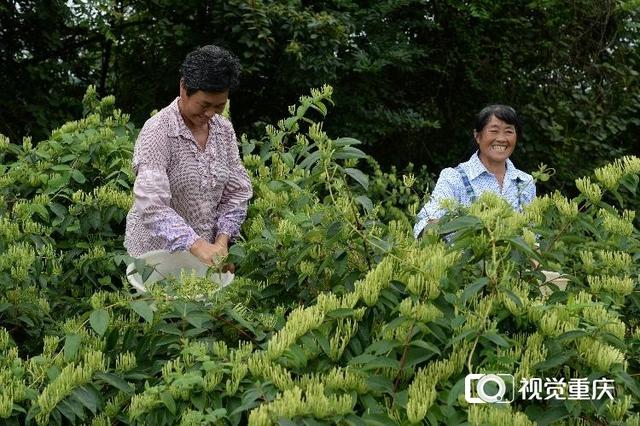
[132,127,200,252]
[215,125,253,240]
[414,168,461,238]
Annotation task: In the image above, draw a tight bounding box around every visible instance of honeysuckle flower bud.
[0,217,21,242]
[36,351,106,424]
[354,257,395,306]
[406,381,436,424]
[620,155,640,174]
[575,177,603,204]
[211,341,229,359]
[398,298,443,323]
[577,337,625,371]
[594,162,624,191]
[582,304,626,340]
[94,186,133,210]
[22,136,32,152]
[579,251,596,274]
[248,355,292,391]
[128,388,162,420]
[265,305,325,360]
[403,173,416,189]
[248,382,352,425]
[0,393,13,419]
[329,318,357,360]
[115,352,136,373]
[299,367,367,394]
[552,192,579,219]
[225,361,249,395]
[588,275,635,296]
[0,134,9,152]
[521,228,537,249]
[0,329,10,353]
[599,208,634,236]
[607,395,632,422]
[469,405,534,426]
[597,250,632,272]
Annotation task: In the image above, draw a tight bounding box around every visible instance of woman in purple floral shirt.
[125,45,253,266]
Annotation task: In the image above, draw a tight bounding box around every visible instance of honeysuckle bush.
[0,86,639,425]
[0,87,136,352]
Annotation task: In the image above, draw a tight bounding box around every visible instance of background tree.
[1,0,639,192]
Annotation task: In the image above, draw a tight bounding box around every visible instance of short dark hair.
[474,104,523,137]
[180,45,241,95]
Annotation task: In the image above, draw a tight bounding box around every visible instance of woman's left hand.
[190,237,228,265]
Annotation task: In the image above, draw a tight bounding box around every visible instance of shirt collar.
[166,97,219,140]
[167,97,192,139]
[464,151,523,182]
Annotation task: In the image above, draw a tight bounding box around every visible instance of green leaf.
[360,414,397,426]
[94,372,133,394]
[619,173,638,194]
[71,170,86,183]
[482,331,510,347]
[130,300,154,323]
[534,350,576,371]
[410,340,441,355]
[365,375,394,394]
[504,236,540,261]
[359,357,401,371]
[615,370,640,399]
[89,309,109,336]
[404,347,437,368]
[344,167,369,190]
[46,173,70,193]
[326,308,356,319]
[333,146,367,160]
[460,277,489,304]
[281,152,295,169]
[160,391,176,414]
[334,137,362,147]
[355,195,373,213]
[499,287,523,308]
[50,203,67,218]
[71,385,101,414]
[348,353,378,365]
[32,204,49,221]
[58,398,85,421]
[185,311,211,329]
[63,334,81,361]
[59,154,77,163]
[438,215,483,234]
[365,339,399,355]
[300,150,321,169]
[555,329,587,342]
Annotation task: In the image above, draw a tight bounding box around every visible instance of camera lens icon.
[464,374,514,404]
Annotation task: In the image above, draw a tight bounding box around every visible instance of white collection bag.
[126,250,234,293]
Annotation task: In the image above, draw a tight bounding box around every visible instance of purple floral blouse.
[124,98,253,257]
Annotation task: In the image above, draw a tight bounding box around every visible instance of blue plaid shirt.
[414,152,536,238]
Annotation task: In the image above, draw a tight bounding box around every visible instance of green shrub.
[0,87,638,425]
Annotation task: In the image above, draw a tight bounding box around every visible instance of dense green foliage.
[2,0,640,192]
[0,88,639,425]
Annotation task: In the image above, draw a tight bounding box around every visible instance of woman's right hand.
[190,238,228,265]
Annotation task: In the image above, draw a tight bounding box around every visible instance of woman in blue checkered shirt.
[414,105,536,238]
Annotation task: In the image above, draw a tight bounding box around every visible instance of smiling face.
[178,81,228,128]
[475,115,517,168]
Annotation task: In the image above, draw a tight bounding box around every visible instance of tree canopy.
[1,0,639,190]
